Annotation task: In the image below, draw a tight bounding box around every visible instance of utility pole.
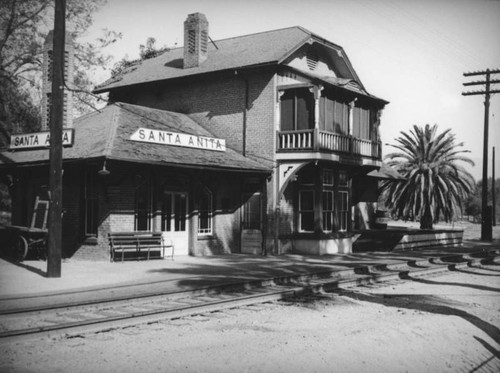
[47,0,66,278]
[493,146,496,227]
[462,68,500,241]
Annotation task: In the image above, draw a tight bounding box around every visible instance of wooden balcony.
[277,129,381,159]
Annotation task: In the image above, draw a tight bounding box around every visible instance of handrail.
[278,129,314,150]
[276,130,380,158]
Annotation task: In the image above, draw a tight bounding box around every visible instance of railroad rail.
[0,250,498,344]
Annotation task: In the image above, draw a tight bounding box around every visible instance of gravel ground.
[1,263,499,373]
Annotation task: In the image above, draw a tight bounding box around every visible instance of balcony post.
[276,91,284,131]
[310,85,324,129]
[313,128,320,151]
[348,99,357,155]
[310,85,323,152]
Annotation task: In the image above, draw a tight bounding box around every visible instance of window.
[338,191,349,232]
[280,88,314,131]
[198,188,213,235]
[319,92,349,134]
[352,105,371,140]
[299,190,315,232]
[84,169,98,236]
[322,190,334,232]
[300,166,316,186]
[322,169,334,232]
[296,167,351,234]
[135,174,152,231]
[323,170,334,186]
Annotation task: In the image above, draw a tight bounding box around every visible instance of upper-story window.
[280,88,314,131]
[352,105,373,140]
[319,90,349,134]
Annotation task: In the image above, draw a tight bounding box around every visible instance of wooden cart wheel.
[13,235,28,261]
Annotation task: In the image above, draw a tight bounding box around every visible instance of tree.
[0,0,121,148]
[381,124,475,229]
[110,37,169,78]
[465,178,500,222]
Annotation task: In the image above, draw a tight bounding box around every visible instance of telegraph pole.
[47,0,66,278]
[493,146,496,226]
[462,68,500,241]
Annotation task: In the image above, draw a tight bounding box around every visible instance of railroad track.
[0,249,498,344]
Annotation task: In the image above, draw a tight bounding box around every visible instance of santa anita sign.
[130,128,226,152]
[10,129,74,150]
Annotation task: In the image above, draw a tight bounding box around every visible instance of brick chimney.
[183,13,209,69]
[41,30,74,130]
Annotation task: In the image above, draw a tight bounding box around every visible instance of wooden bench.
[108,231,174,262]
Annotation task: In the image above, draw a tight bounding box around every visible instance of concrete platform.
[1,239,498,302]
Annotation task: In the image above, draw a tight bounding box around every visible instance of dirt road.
[1,263,499,373]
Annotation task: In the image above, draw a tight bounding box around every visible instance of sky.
[82,0,500,181]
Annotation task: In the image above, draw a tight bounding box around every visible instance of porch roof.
[0,103,271,174]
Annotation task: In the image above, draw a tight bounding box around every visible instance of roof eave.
[95,156,273,174]
[0,155,272,174]
[282,66,389,106]
[93,62,279,95]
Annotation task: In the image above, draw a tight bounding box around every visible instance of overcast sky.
[83,0,500,180]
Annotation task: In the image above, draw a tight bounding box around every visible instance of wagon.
[1,197,49,261]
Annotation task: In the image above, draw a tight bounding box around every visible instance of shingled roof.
[94,26,361,94]
[0,103,271,173]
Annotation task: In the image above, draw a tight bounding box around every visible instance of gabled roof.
[0,103,271,173]
[94,26,362,94]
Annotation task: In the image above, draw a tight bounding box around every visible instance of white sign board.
[10,129,75,150]
[130,128,226,152]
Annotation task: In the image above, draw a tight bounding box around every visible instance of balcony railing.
[277,129,381,159]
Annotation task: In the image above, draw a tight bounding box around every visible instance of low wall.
[393,230,463,251]
[284,237,352,255]
[353,228,464,252]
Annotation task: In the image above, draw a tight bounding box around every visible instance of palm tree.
[381,124,475,229]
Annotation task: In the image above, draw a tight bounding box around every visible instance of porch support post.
[348,98,357,154]
[276,91,285,151]
[310,85,323,151]
[273,162,280,255]
[375,109,383,158]
[310,85,324,130]
[314,163,323,233]
[276,91,284,131]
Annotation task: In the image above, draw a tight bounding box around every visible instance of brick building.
[1,13,390,260]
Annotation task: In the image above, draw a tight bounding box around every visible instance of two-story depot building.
[0,13,391,260]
